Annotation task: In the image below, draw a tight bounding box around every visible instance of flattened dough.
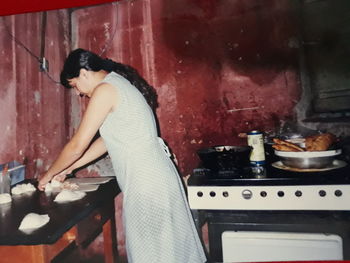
[54,189,86,203]
[19,213,50,230]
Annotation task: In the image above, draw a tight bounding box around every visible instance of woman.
[38,49,207,263]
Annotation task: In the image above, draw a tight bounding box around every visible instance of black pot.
[197,145,252,171]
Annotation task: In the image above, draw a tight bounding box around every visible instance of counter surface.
[0,177,120,245]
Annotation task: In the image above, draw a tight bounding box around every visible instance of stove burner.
[193,167,263,179]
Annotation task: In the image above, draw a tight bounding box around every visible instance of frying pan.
[197,145,252,171]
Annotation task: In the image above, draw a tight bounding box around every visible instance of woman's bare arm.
[38,83,117,189]
[53,137,107,182]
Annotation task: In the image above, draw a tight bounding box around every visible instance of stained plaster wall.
[0,11,70,178]
[71,0,301,178]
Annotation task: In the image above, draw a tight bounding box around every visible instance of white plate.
[274,149,341,158]
[272,159,347,172]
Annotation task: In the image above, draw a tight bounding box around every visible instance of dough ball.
[18,213,50,230]
[44,182,53,192]
[0,193,12,204]
[54,189,86,203]
[51,179,62,188]
[12,183,36,195]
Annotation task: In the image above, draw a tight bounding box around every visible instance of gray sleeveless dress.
[99,72,206,263]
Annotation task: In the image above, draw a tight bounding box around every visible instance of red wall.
[0,11,70,178]
[72,0,301,176]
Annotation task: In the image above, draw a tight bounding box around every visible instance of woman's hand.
[37,173,52,191]
[37,168,72,191]
[52,168,72,183]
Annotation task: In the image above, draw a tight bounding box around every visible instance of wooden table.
[0,177,120,263]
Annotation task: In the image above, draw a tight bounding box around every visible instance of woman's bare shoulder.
[91,82,119,111]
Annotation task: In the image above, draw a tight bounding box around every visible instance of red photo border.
[0,0,119,16]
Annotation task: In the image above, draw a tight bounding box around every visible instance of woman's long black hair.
[60,48,158,111]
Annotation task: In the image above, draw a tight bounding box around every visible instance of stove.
[188,163,350,262]
[188,165,350,211]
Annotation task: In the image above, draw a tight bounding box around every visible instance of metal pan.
[274,149,342,169]
[197,145,252,171]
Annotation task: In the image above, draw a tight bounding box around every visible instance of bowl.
[274,149,342,169]
[197,146,252,171]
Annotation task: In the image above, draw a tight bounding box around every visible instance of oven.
[188,165,350,263]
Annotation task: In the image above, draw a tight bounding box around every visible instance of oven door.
[222,231,342,263]
[207,210,350,263]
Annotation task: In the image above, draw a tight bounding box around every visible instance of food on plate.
[272,138,305,152]
[273,133,337,152]
[272,144,302,152]
[305,133,336,151]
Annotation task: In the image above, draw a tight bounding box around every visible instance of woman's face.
[68,69,93,97]
[68,77,85,96]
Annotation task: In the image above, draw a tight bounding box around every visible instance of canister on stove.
[247,130,266,167]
